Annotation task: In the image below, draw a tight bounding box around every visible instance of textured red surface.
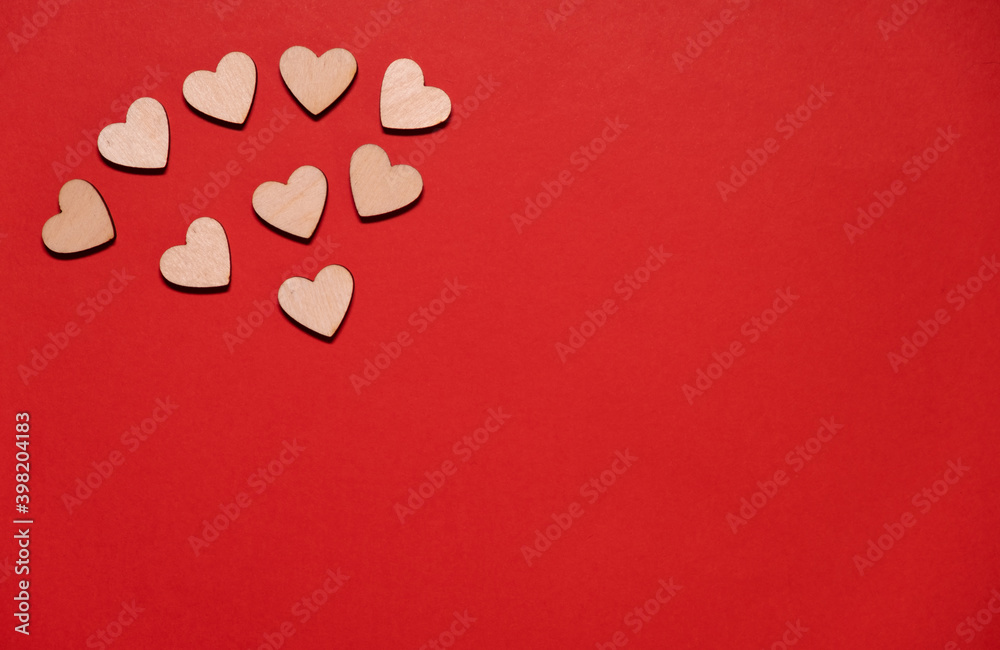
[3,0,1000,648]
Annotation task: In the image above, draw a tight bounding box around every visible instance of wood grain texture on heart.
[278,265,354,338]
[279,46,357,115]
[380,58,451,130]
[183,52,256,124]
[350,144,422,217]
[159,217,230,288]
[42,179,115,255]
[98,97,169,169]
[252,166,327,240]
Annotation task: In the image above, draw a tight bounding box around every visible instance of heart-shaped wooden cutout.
[252,166,328,240]
[98,97,169,169]
[42,179,115,254]
[278,265,354,338]
[380,58,451,130]
[183,52,257,124]
[159,217,230,288]
[279,46,357,115]
[349,144,422,217]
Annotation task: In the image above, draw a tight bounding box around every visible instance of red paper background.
[2,0,1000,647]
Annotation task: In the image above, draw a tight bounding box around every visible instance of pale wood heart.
[380,58,451,130]
[159,217,230,288]
[278,265,354,338]
[349,144,422,217]
[279,46,357,115]
[182,52,256,124]
[42,179,115,254]
[98,97,169,169]
[252,166,328,239]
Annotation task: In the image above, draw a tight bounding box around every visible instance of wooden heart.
[159,217,230,288]
[98,97,169,169]
[183,52,256,124]
[349,144,422,217]
[279,46,357,115]
[278,265,354,338]
[42,179,115,254]
[252,166,327,239]
[380,58,451,130]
